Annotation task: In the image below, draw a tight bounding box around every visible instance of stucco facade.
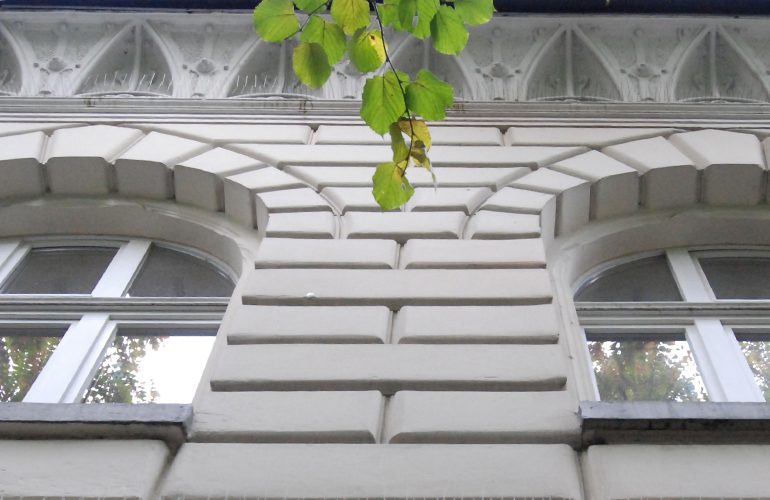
[2,6,770,500]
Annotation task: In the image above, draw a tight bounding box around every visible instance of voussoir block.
[223,167,306,227]
[463,211,541,239]
[405,187,492,214]
[428,145,588,168]
[510,169,590,236]
[264,212,337,239]
[255,188,333,231]
[0,131,46,199]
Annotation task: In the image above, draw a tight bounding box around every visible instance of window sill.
[580,400,770,446]
[0,402,192,452]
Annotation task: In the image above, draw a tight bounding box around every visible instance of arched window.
[574,249,770,404]
[0,238,235,404]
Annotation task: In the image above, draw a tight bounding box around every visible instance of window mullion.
[22,313,114,403]
[91,239,152,298]
[687,319,765,402]
[0,240,29,288]
[666,249,712,302]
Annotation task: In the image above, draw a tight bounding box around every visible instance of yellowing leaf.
[429,4,469,54]
[301,15,346,65]
[373,161,414,210]
[453,0,495,25]
[293,42,332,89]
[398,117,431,149]
[347,28,387,73]
[330,0,370,34]
[390,122,409,163]
[294,0,328,12]
[361,71,407,135]
[404,69,453,121]
[412,0,437,39]
[254,0,300,42]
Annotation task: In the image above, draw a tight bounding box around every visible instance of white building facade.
[1,5,770,500]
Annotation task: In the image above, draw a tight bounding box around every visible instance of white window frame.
[0,237,232,404]
[576,247,770,403]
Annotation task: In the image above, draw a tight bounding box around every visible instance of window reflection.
[739,341,770,401]
[575,255,682,302]
[588,340,708,402]
[128,246,234,297]
[1,248,117,294]
[0,329,65,401]
[699,257,770,299]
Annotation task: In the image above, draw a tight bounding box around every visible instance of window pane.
[83,331,217,404]
[739,341,770,401]
[128,246,234,297]
[699,257,770,299]
[575,255,682,302]
[1,247,117,294]
[0,328,66,402]
[588,340,708,401]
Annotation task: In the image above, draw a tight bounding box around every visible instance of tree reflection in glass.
[740,341,770,401]
[0,335,61,402]
[588,340,708,402]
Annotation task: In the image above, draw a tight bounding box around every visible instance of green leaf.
[452,0,495,25]
[390,122,409,163]
[301,15,346,65]
[361,71,407,135]
[395,69,410,82]
[347,28,387,73]
[294,0,327,12]
[377,0,404,30]
[412,0,437,39]
[404,70,453,121]
[397,0,417,31]
[429,4,469,54]
[293,41,332,89]
[330,0,370,35]
[398,117,431,149]
[373,161,414,210]
[254,0,300,42]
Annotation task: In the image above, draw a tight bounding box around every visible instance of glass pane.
[740,341,770,401]
[0,328,66,402]
[699,257,770,299]
[1,247,117,294]
[84,331,217,404]
[128,246,234,297]
[588,340,708,401]
[575,255,682,302]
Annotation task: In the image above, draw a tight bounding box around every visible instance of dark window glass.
[128,246,234,297]
[588,339,708,402]
[575,255,682,302]
[84,329,217,404]
[699,257,770,299]
[1,248,117,294]
[0,327,67,402]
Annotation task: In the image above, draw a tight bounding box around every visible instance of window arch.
[0,237,235,404]
[573,247,770,404]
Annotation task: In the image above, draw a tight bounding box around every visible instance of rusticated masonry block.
[255,238,398,269]
[210,344,567,393]
[510,169,590,236]
[463,211,541,239]
[0,131,46,199]
[227,305,390,344]
[223,167,306,228]
[400,239,546,269]
[341,212,467,243]
[161,443,582,500]
[505,127,678,148]
[242,268,552,308]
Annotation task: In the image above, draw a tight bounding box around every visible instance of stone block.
[314,125,388,145]
[0,131,46,199]
[342,212,466,243]
[255,238,398,269]
[191,391,383,443]
[223,167,306,227]
[0,122,78,138]
[115,132,211,200]
[255,188,332,232]
[284,166,377,190]
[583,444,770,500]
[384,391,579,445]
[227,144,392,168]
[0,440,168,500]
[313,126,504,146]
[135,123,312,144]
[160,443,582,500]
[400,239,545,269]
[210,344,567,393]
[45,125,144,195]
[603,136,698,209]
[670,130,766,206]
[174,148,266,212]
[463,211,541,239]
[405,187,492,214]
[322,187,390,213]
[510,169,590,236]
[242,268,552,308]
[264,212,337,239]
[505,127,677,148]
[548,151,639,220]
[478,187,557,244]
[391,304,560,344]
[227,305,390,344]
[428,145,588,168]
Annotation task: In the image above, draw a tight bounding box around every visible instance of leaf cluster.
[253,0,494,209]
